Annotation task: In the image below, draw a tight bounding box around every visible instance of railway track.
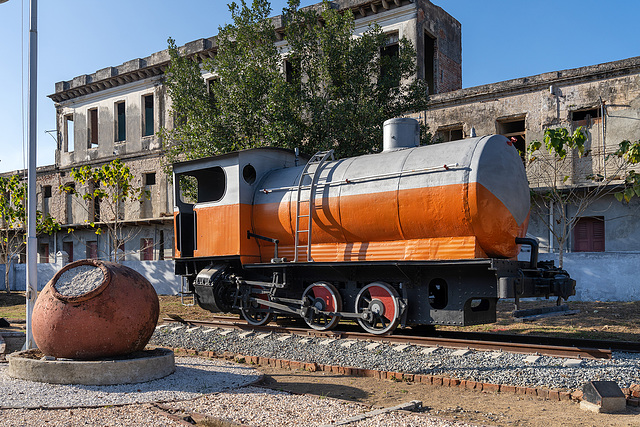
[161,316,631,360]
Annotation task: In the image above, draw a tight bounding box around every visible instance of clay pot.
[32,259,159,360]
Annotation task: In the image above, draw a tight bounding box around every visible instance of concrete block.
[421,346,439,355]
[341,340,356,348]
[298,338,311,344]
[581,381,627,413]
[256,332,271,339]
[451,349,471,356]
[563,359,582,367]
[524,355,541,364]
[277,335,292,341]
[320,339,336,346]
[238,331,255,338]
[202,327,218,334]
[394,344,411,352]
[365,342,380,351]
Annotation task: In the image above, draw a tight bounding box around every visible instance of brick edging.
[168,347,640,407]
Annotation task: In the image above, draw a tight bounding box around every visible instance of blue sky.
[0,0,638,173]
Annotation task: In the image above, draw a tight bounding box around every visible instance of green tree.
[527,128,640,267]
[60,159,149,262]
[160,0,430,164]
[0,175,60,293]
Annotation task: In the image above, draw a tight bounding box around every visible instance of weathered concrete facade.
[422,57,640,254]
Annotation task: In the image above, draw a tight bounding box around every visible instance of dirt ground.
[3,293,640,425]
[256,365,640,426]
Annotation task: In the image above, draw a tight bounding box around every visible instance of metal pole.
[25,0,38,350]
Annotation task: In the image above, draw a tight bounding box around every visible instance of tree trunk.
[4,261,11,294]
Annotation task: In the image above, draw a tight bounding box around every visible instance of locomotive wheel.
[241,285,273,326]
[301,282,343,331]
[355,282,400,335]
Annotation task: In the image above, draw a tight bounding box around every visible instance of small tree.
[60,159,149,262]
[527,128,640,267]
[0,175,60,293]
[160,0,430,164]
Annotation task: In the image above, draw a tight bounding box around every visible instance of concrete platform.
[7,348,175,385]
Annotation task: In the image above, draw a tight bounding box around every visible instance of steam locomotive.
[173,118,574,335]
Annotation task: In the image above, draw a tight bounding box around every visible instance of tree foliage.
[0,175,60,293]
[60,159,149,261]
[527,128,639,267]
[160,0,430,164]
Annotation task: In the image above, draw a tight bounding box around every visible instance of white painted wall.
[1,260,181,295]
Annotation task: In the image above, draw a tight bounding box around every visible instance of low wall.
[0,260,182,295]
[1,252,639,301]
[538,252,640,302]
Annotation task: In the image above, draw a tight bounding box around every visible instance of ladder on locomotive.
[294,150,334,262]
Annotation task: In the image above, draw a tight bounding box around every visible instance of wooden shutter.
[574,217,605,252]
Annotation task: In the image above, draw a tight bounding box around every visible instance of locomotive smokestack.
[383,118,420,152]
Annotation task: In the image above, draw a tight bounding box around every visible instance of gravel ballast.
[0,356,261,409]
[150,326,640,391]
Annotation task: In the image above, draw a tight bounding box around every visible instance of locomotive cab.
[173,148,301,273]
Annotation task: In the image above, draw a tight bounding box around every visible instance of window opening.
[143,95,154,137]
[86,241,98,259]
[115,101,126,142]
[140,238,154,261]
[43,185,52,216]
[88,108,98,148]
[63,241,74,263]
[438,125,463,142]
[64,114,75,152]
[178,167,226,204]
[159,230,165,261]
[574,216,605,252]
[497,117,526,160]
[65,183,76,224]
[424,31,436,95]
[242,164,257,185]
[144,172,156,186]
[39,243,49,263]
[380,33,400,87]
[571,108,601,130]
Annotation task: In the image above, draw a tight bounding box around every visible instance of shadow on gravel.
[261,373,369,401]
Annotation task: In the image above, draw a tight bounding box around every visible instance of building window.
[140,238,154,261]
[86,241,98,259]
[380,32,400,87]
[43,185,52,216]
[144,172,156,186]
[438,125,464,142]
[115,101,126,142]
[65,183,76,224]
[574,216,605,252]
[63,241,74,263]
[39,243,49,263]
[64,114,75,152]
[424,31,436,95]
[88,108,98,148]
[571,107,601,130]
[497,117,526,159]
[143,95,154,137]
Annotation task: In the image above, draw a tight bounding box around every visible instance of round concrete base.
[7,348,175,385]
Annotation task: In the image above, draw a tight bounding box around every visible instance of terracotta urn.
[32,259,159,360]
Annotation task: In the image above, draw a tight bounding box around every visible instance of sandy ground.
[256,365,640,426]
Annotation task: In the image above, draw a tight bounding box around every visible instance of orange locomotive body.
[174,119,574,334]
